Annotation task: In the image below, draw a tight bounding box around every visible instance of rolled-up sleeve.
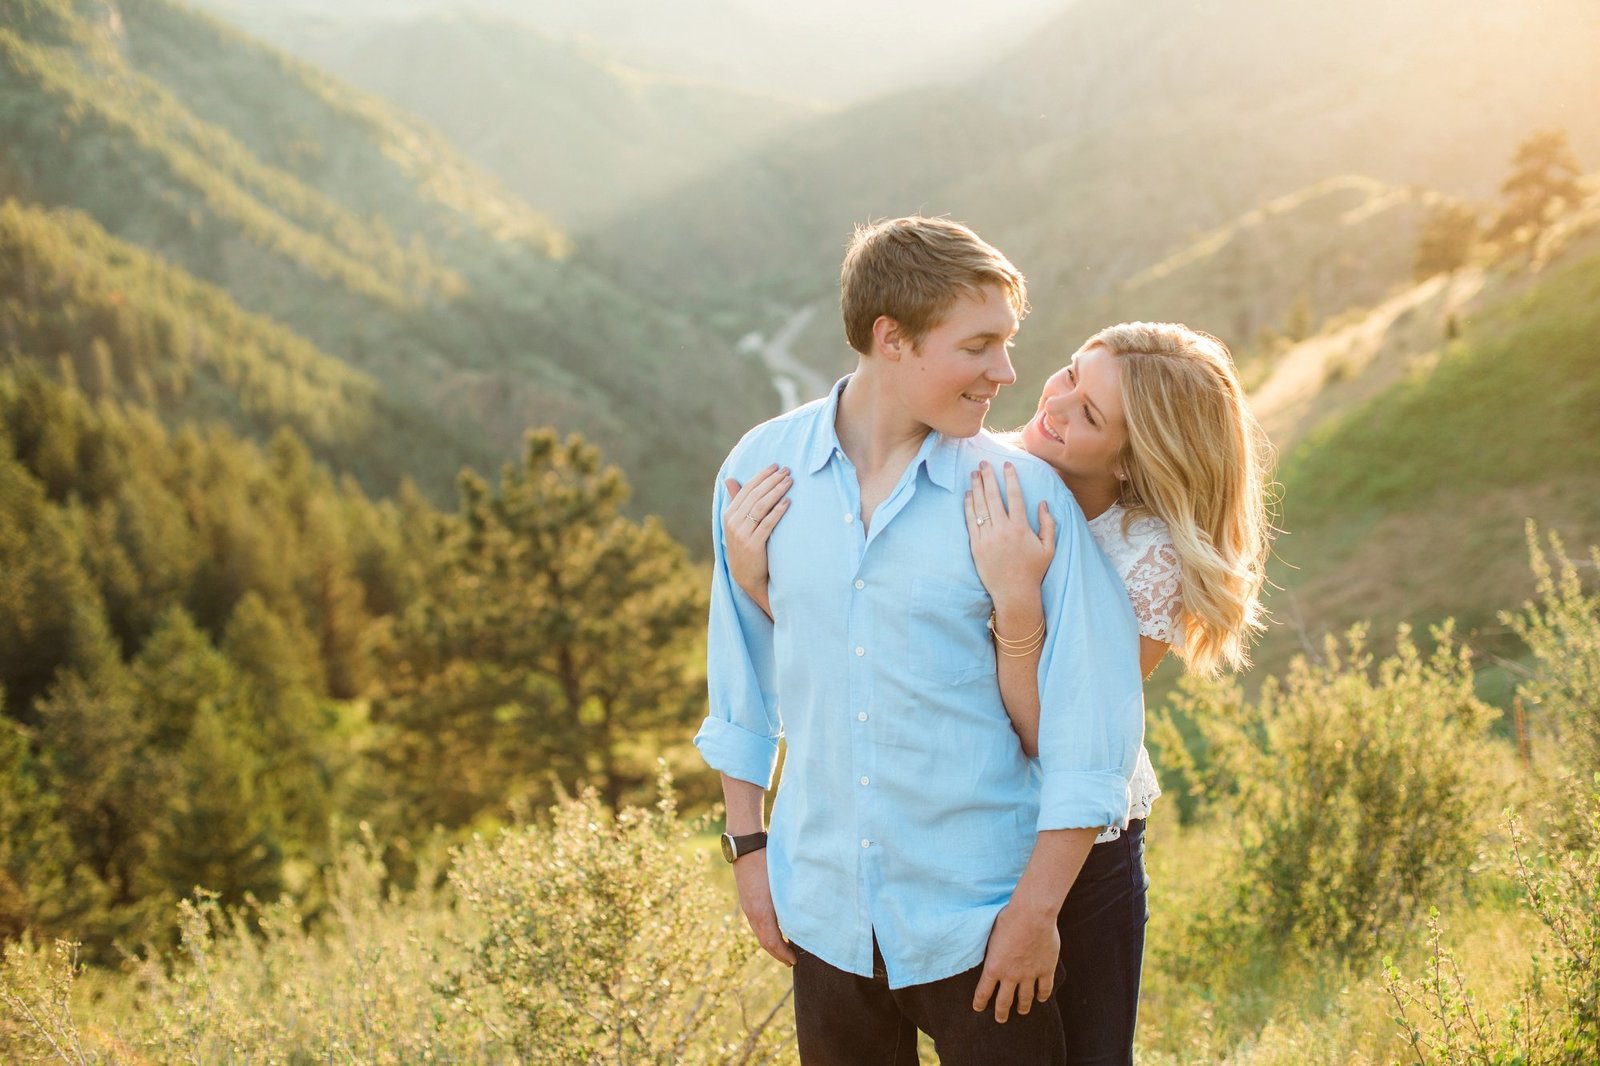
[695,466,783,788]
[1033,485,1145,832]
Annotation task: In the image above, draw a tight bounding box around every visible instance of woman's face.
[1020,343,1128,484]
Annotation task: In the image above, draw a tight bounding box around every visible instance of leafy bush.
[0,780,791,1064]
[1158,625,1498,965]
[447,774,790,1064]
[1384,785,1600,1065]
[1507,524,1600,779]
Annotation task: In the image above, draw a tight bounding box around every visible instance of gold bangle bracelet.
[989,612,1045,647]
[997,636,1045,657]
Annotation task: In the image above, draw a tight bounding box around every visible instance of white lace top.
[1086,503,1181,843]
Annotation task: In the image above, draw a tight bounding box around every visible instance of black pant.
[1054,819,1149,1065]
[792,938,1067,1065]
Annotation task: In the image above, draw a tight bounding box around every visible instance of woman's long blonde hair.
[1088,322,1277,674]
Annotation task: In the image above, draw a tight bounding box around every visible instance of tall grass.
[3,537,1596,1063]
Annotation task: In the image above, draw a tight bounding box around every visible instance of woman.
[723,321,1275,1063]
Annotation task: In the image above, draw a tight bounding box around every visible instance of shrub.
[1384,785,1600,1065]
[1159,624,1498,964]
[446,773,791,1064]
[1506,524,1600,779]
[0,779,792,1063]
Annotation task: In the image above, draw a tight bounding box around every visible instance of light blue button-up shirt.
[696,378,1143,989]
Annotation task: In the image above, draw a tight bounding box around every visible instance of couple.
[696,216,1273,1064]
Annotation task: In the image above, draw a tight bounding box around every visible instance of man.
[696,216,1143,1063]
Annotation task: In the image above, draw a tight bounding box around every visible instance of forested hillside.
[0,358,708,955]
[0,0,775,541]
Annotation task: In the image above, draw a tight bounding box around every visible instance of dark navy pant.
[789,819,1147,1065]
[1055,818,1149,1065]
[792,937,1067,1065]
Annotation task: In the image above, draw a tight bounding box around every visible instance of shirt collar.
[803,374,963,492]
[802,376,852,475]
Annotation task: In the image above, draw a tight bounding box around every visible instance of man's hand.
[733,848,797,966]
[972,902,1060,1023]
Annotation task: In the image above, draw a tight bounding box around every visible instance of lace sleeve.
[1125,540,1182,643]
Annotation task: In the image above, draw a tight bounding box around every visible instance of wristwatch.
[720,830,768,863]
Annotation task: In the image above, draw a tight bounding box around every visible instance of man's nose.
[988,346,1017,386]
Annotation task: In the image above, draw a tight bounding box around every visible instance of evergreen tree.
[1492,128,1583,240]
[1283,290,1317,343]
[0,694,75,940]
[1413,199,1480,280]
[129,605,235,753]
[381,430,706,824]
[35,649,173,955]
[159,704,284,909]
[221,592,337,862]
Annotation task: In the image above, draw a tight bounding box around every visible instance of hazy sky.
[199,0,1079,102]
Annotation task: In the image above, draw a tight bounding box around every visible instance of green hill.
[0,0,775,542]
[1260,232,1600,672]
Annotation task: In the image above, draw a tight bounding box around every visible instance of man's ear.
[872,315,910,361]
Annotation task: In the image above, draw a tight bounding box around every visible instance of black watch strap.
[721,830,768,863]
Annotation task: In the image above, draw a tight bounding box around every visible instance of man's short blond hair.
[840,216,1028,355]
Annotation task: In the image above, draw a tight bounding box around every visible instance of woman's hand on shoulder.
[965,461,1055,609]
[721,464,792,620]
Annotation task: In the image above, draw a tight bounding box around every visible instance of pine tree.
[129,605,235,754]
[221,592,337,862]
[34,649,173,955]
[1413,199,1480,280]
[0,696,75,940]
[381,430,706,824]
[158,704,284,909]
[1492,129,1583,240]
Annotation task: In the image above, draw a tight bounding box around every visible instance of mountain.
[578,0,1600,403]
[250,12,816,230]
[194,0,1074,105]
[0,0,775,542]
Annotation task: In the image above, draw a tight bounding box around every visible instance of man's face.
[894,284,1019,438]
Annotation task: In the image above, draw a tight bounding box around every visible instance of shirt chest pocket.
[906,577,997,686]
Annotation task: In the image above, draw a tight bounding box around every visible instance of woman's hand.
[965,461,1055,610]
[721,464,792,621]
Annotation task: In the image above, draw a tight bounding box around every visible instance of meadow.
[4,530,1596,1064]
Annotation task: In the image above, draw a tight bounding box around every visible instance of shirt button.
[854,646,865,657]
[859,776,869,786]
[860,839,871,849]
[854,579,865,590]
[857,711,868,722]
[844,513,854,524]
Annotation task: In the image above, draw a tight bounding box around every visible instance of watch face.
[720,833,737,863]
